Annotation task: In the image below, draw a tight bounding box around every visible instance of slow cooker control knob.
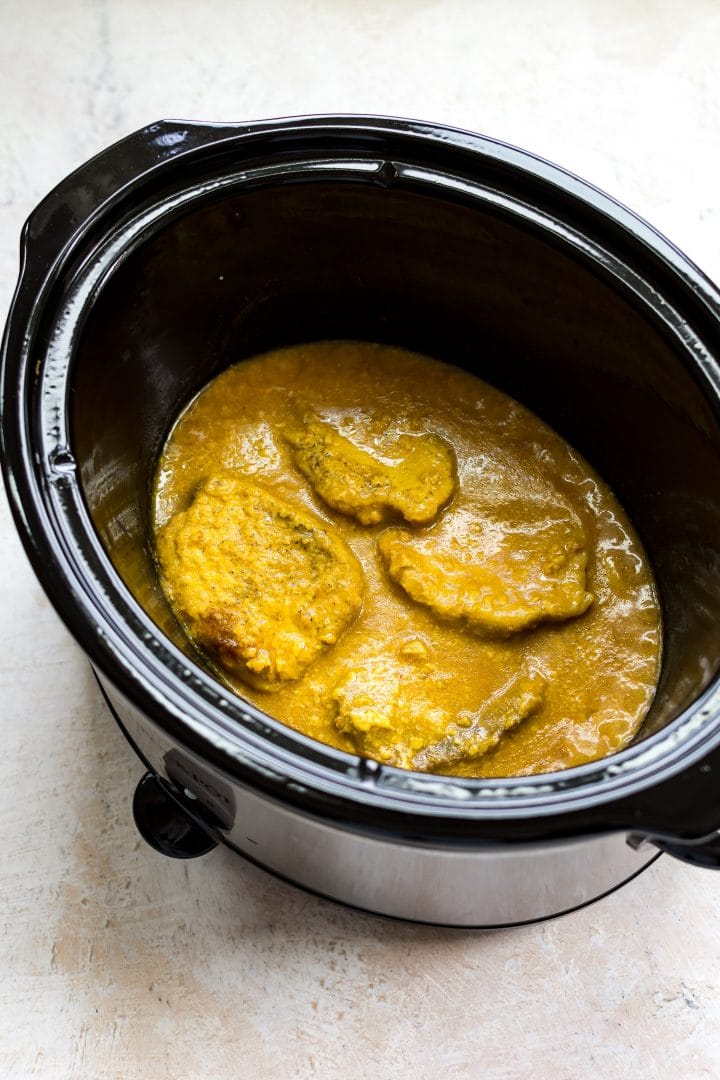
[132,772,219,859]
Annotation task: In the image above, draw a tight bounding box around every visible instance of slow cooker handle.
[18,119,260,287]
[630,830,720,869]
[132,772,219,859]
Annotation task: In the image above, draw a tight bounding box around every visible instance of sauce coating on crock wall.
[153,342,661,777]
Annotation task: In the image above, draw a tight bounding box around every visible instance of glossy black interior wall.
[72,179,720,741]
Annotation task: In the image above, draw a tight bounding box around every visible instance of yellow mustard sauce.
[153,341,661,777]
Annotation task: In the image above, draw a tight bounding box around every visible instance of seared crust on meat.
[329,657,545,773]
[156,473,364,690]
[284,415,456,526]
[378,498,593,637]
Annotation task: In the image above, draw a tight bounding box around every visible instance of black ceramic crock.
[3,115,720,926]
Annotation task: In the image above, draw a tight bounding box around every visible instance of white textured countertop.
[2,2,720,1077]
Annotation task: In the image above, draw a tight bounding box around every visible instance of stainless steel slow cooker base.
[100,675,659,927]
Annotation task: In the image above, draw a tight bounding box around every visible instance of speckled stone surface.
[2,2,720,1077]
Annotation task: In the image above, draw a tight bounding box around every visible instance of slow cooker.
[3,115,720,927]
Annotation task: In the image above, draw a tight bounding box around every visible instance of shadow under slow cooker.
[71,178,720,749]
